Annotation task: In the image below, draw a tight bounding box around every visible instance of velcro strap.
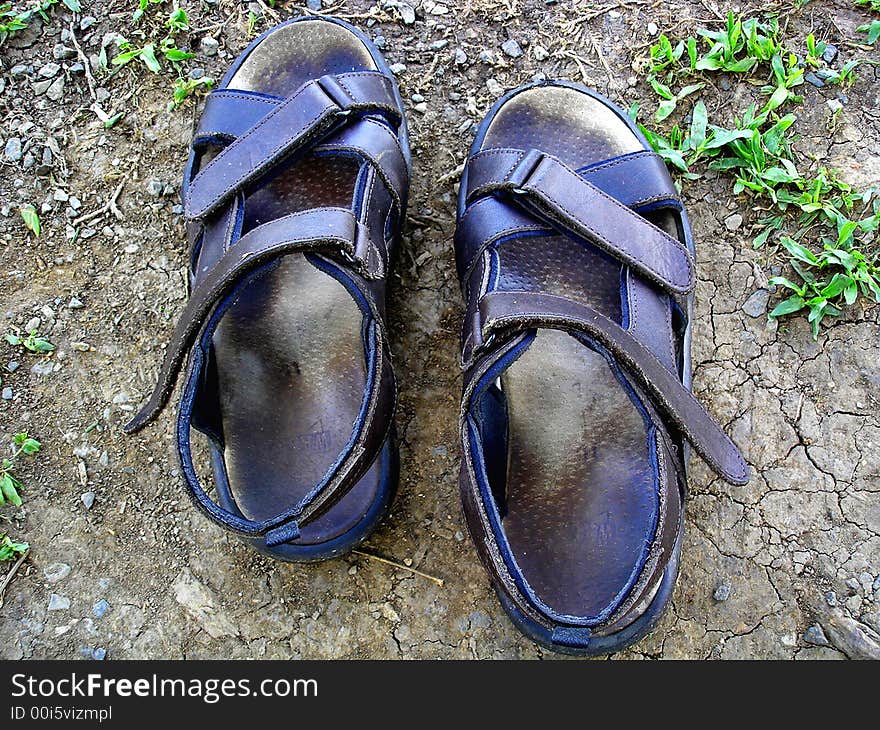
[125,207,364,433]
[464,148,695,294]
[185,72,400,221]
[474,290,749,486]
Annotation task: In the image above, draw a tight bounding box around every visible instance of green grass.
[0,0,80,45]
[636,12,880,337]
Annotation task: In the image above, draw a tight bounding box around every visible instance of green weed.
[0,0,80,45]
[4,329,55,353]
[637,13,880,336]
[0,433,41,508]
[0,535,29,562]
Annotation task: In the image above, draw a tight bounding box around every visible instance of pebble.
[38,62,60,78]
[826,99,842,114]
[31,361,54,377]
[6,361,19,372]
[399,3,416,24]
[825,590,838,607]
[45,77,65,102]
[742,289,770,318]
[1,387,12,400]
[200,36,219,57]
[479,50,495,64]
[80,15,97,30]
[486,78,503,97]
[846,577,861,594]
[188,67,205,80]
[501,39,523,58]
[805,72,825,88]
[25,316,41,333]
[306,0,321,9]
[43,563,71,583]
[10,64,32,78]
[92,599,111,619]
[146,179,164,197]
[48,594,71,611]
[53,43,77,61]
[713,580,731,602]
[413,102,428,114]
[4,138,22,162]
[53,189,69,202]
[389,63,407,75]
[822,44,838,65]
[373,35,386,49]
[68,297,84,309]
[533,44,549,61]
[453,48,467,65]
[71,342,90,352]
[81,491,96,509]
[411,93,424,103]
[91,648,107,661]
[647,22,659,35]
[724,213,743,231]
[431,39,448,50]
[803,624,829,646]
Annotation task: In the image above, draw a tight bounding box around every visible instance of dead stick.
[73,176,128,226]
[69,23,97,102]
[353,549,445,586]
[0,549,29,608]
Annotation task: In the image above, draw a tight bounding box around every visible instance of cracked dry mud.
[1,0,879,660]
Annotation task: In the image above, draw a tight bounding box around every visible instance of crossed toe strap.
[126,69,407,544]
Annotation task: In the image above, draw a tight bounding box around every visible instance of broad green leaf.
[19,205,40,236]
[769,295,806,318]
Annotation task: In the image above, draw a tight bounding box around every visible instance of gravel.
[4,138,23,162]
[803,624,830,646]
[48,594,71,611]
[724,213,743,231]
[43,563,71,583]
[713,580,731,602]
[501,39,523,58]
[742,289,770,318]
[200,37,219,57]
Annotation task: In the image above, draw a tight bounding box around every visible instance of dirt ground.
[1,0,879,660]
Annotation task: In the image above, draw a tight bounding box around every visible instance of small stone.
[846,577,861,594]
[92,599,111,618]
[24,317,41,333]
[81,491,96,509]
[53,189,69,202]
[10,64,32,79]
[1,387,12,400]
[713,580,731,602]
[146,179,164,197]
[188,67,205,80]
[411,93,425,103]
[742,289,770,318]
[48,594,71,611]
[348,565,357,575]
[826,99,842,114]
[453,48,467,65]
[80,16,97,30]
[413,102,428,114]
[804,624,830,646]
[805,72,825,88]
[91,648,107,661]
[825,590,838,607]
[724,213,743,231]
[4,138,22,162]
[647,21,659,35]
[399,3,416,24]
[200,36,219,57]
[533,44,549,61]
[822,44,838,65]
[501,39,523,59]
[38,62,61,78]
[45,77,65,102]
[389,63,407,75]
[71,342,90,352]
[486,78,503,97]
[6,361,19,372]
[31,361,53,377]
[67,297,84,309]
[43,563,71,583]
[306,0,321,9]
[479,50,495,64]
[373,35,386,49]
[53,44,77,61]
[431,39,448,51]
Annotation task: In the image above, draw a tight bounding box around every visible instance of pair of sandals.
[126,17,748,656]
